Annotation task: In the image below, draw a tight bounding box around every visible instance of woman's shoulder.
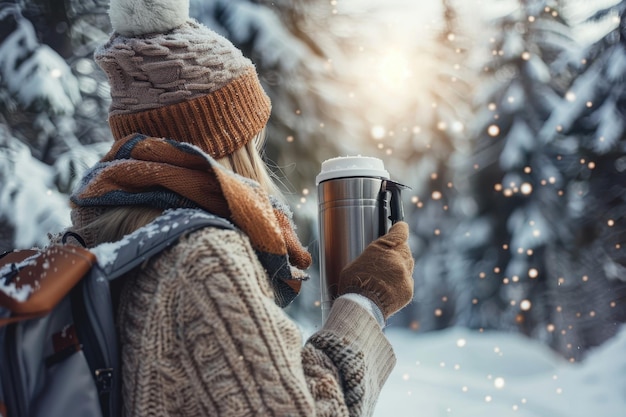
[145,221,275,298]
[174,224,253,259]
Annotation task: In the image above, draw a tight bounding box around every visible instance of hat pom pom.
[109,0,190,37]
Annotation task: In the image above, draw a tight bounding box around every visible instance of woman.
[69,0,415,416]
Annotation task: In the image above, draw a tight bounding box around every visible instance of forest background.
[1,0,626,364]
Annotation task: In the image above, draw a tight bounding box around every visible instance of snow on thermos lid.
[315,155,390,185]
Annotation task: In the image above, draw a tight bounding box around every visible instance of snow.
[374,326,626,416]
[89,220,167,268]
[0,139,71,248]
[499,118,535,170]
[507,204,552,251]
[594,96,624,153]
[90,240,124,269]
[0,5,80,115]
[89,208,227,267]
[0,254,38,302]
[0,281,32,303]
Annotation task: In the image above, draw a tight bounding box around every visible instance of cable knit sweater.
[116,225,395,417]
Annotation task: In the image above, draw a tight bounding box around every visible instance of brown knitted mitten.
[337,221,415,320]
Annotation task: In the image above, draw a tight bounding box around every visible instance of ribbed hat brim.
[108,69,271,158]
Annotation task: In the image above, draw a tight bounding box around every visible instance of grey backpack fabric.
[0,209,234,417]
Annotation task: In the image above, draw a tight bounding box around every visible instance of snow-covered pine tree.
[393,0,476,332]
[0,2,111,250]
[457,0,576,339]
[539,0,626,360]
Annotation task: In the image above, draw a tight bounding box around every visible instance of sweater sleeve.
[169,228,396,417]
[305,297,396,417]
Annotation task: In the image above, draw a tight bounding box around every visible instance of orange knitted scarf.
[71,134,312,305]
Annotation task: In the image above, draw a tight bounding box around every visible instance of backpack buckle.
[95,368,114,393]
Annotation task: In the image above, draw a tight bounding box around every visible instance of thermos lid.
[316,155,390,184]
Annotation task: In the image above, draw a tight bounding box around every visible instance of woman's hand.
[337,222,415,320]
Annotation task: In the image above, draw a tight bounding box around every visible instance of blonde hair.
[76,129,284,245]
[217,128,285,200]
[76,206,164,246]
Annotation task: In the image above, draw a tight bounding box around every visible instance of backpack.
[0,208,234,417]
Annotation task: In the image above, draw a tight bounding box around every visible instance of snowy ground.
[374,326,626,417]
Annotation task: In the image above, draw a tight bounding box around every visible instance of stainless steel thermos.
[316,156,407,321]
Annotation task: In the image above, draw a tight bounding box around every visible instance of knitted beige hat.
[94,0,271,159]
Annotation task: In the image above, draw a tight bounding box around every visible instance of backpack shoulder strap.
[75,208,235,417]
[0,209,232,328]
[92,208,235,280]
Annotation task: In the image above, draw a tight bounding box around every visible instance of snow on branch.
[0,129,70,248]
[0,4,81,115]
